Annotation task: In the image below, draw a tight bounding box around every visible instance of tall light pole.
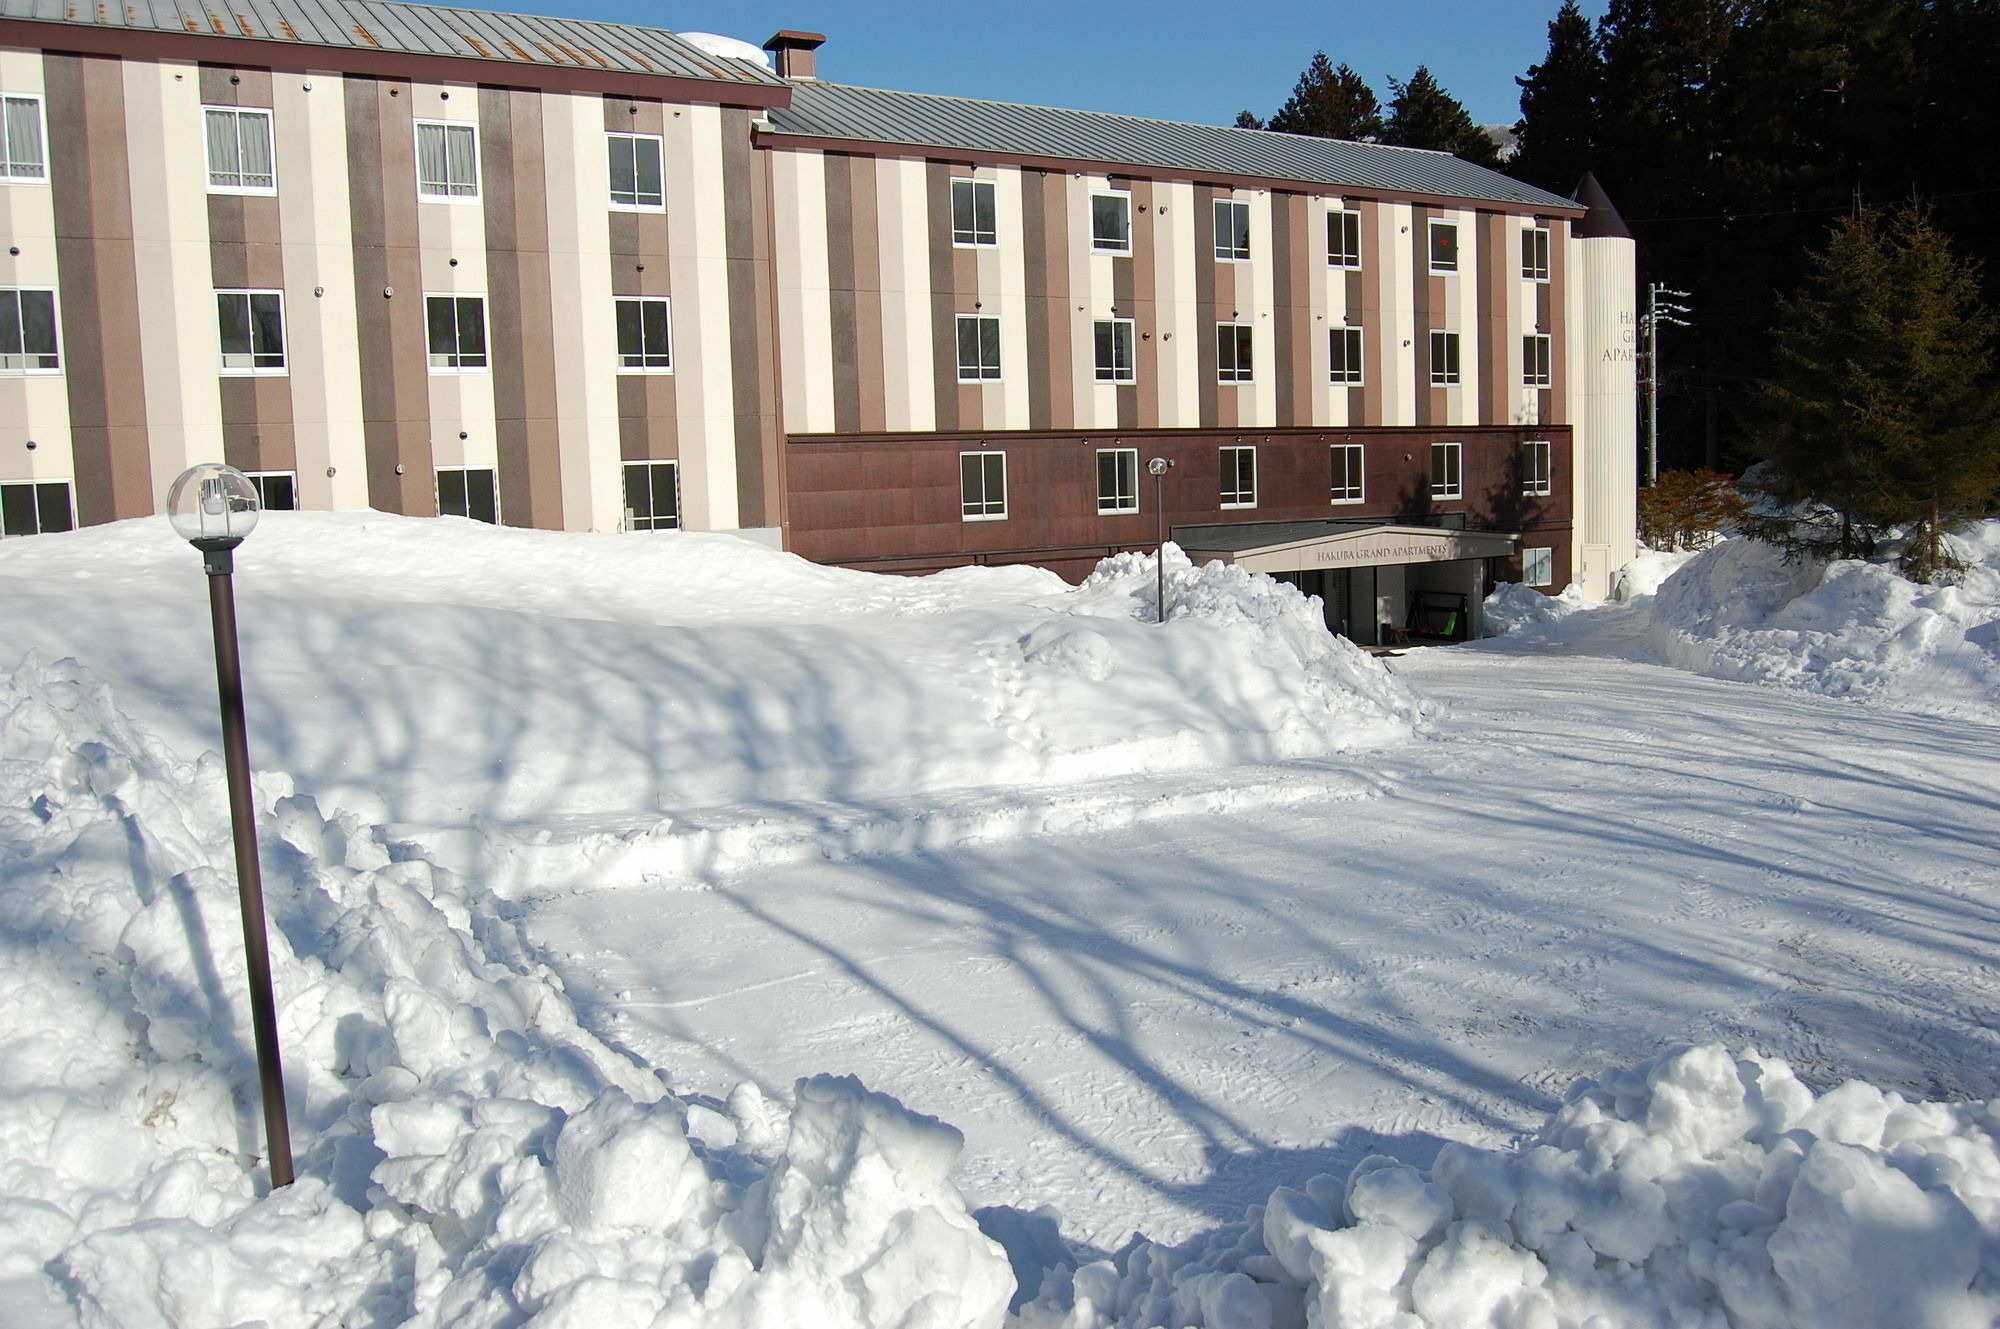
[1642,283,1691,487]
[1148,456,1173,623]
[166,463,294,1190]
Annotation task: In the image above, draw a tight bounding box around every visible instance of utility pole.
[1641,283,1691,487]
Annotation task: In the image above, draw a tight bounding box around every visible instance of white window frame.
[245,470,298,511]
[1096,447,1138,515]
[215,288,288,376]
[0,286,62,375]
[1429,330,1460,387]
[0,479,74,536]
[425,293,490,374]
[435,464,500,523]
[606,131,665,211]
[1217,322,1253,383]
[203,105,276,195]
[1090,190,1132,254]
[1330,443,1365,504]
[1523,546,1554,587]
[1,93,50,184]
[1327,208,1360,268]
[414,119,480,202]
[1522,224,1551,281]
[950,177,997,248]
[1522,440,1552,497]
[1214,197,1251,261]
[1524,333,1552,388]
[1093,317,1135,384]
[1329,325,1362,385]
[1428,219,1459,274]
[956,313,1002,382]
[623,460,681,530]
[960,450,1008,521]
[1219,445,1257,510]
[614,295,674,373]
[1431,441,1462,501]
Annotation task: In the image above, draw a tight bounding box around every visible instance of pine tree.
[1757,203,2000,580]
[1266,54,1383,141]
[1383,66,1503,167]
[1511,0,1604,195]
[1233,109,1264,130]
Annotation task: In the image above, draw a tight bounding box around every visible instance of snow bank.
[1481,582,1587,638]
[1014,1044,2000,1329]
[1613,547,1701,603]
[1648,523,2000,720]
[0,654,1010,1327]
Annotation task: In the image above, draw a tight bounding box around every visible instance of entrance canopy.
[1176,520,1519,574]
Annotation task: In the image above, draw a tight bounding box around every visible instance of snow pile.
[0,516,1419,847]
[1612,547,1701,602]
[1014,1044,2000,1329]
[1481,582,1587,638]
[0,654,1010,1327]
[1649,522,2000,719]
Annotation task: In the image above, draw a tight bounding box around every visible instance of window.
[1220,446,1256,509]
[1090,191,1131,253]
[1428,220,1458,273]
[3,94,47,182]
[215,290,286,374]
[1330,444,1364,504]
[1329,326,1362,385]
[956,313,1002,382]
[1217,323,1253,383]
[246,471,297,511]
[960,450,1007,520]
[623,460,680,530]
[0,480,72,536]
[1327,209,1360,268]
[1093,318,1135,383]
[1524,333,1552,388]
[1523,546,1554,587]
[437,466,498,523]
[607,132,664,210]
[1214,198,1251,261]
[1522,225,1551,281]
[426,295,488,371]
[1429,331,1460,386]
[204,106,275,193]
[615,296,673,372]
[1431,442,1462,500]
[951,177,996,247]
[0,288,59,373]
[1522,440,1551,497]
[1097,448,1138,515]
[416,121,479,200]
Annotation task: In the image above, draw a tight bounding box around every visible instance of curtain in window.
[238,115,274,189]
[445,125,477,196]
[634,139,663,206]
[417,124,448,193]
[5,98,43,178]
[206,109,240,187]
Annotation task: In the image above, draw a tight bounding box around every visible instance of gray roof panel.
[0,0,789,86]
[768,82,1577,210]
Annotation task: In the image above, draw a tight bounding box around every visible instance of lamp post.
[166,463,293,1190]
[1147,456,1172,624]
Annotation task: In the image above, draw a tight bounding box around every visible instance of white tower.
[1567,173,1638,600]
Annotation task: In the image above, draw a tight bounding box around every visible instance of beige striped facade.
[0,46,781,534]
[771,156,1575,442]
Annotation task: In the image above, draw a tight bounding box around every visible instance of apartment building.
[0,1,1637,638]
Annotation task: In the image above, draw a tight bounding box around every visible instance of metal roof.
[767,82,1579,211]
[0,0,788,86]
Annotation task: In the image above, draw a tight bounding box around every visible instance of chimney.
[763,30,826,80]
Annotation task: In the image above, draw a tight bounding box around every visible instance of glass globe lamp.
[168,464,261,569]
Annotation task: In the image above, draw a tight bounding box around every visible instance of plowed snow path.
[521,616,2000,1250]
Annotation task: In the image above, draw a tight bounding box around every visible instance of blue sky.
[512,1,1609,129]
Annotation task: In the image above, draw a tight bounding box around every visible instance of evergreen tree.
[1382,66,1502,167]
[1511,0,1603,195]
[1756,203,2000,580]
[1266,54,1383,141]
[1233,109,1264,130]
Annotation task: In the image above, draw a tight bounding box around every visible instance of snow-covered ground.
[3,515,1998,1327]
